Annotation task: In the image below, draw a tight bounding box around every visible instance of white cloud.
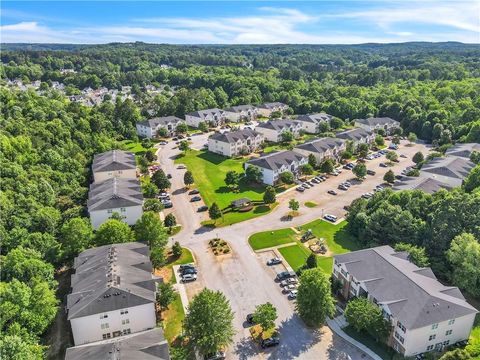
[1,4,478,44]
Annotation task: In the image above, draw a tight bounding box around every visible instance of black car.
[181,267,198,275]
[197,205,208,212]
[204,352,225,360]
[246,313,255,324]
[167,173,172,179]
[328,190,337,196]
[191,196,201,202]
[179,263,195,271]
[189,189,200,195]
[276,271,296,281]
[261,337,280,349]
[367,169,376,176]
[395,175,404,180]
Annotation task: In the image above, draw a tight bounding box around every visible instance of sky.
[1,1,479,44]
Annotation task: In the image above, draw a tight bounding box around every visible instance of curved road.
[156,137,430,359]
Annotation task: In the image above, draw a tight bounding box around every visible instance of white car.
[288,290,298,300]
[182,274,197,282]
[323,214,337,222]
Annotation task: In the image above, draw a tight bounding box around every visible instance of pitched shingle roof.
[295,137,345,154]
[67,242,160,320]
[209,128,262,144]
[224,104,256,113]
[246,150,306,171]
[137,116,184,129]
[187,108,224,119]
[65,328,170,360]
[421,156,475,180]
[87,178,143,212]
[334,246,477,329]
[296,113,333,124]
[92,150,136,172]
[258,102,288,110]
[356,117,400,127]
[256,119,300,131]
[336,128,373,142]
[445,143,480,159]
[393,176,453,194]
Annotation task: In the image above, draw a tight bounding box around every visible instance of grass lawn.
[118,139,149,155]
[167,225,182,236]
[317,257,334,273]
[201,203,277,228]
[304,201,317,208]
[163,293,185,343]
[248,228,297,250]
[278,244,312,271]
[343,326,395,360]
[166,248,194,269]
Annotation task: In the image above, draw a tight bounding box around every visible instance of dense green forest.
[1,43,480,359]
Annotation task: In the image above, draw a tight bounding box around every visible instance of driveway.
[156,139,429,359]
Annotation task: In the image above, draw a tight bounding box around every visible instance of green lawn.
[248,228,297,250]
[343,326,395,360]
[163,293,185,343]
[118,139,149,155]
[304,201,317,208]
[278,244,312,271]
[202,203,276,227]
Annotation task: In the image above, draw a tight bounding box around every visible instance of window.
[397,321,406,332]
[100,314,108,319]
[427,345,434,351]
[120,207,126,212]
[428,334,436,341]
[431,323,438,330]
[118,170,123,174]
[443,340,450,346]
[394,332,404,344]
[120,309,129,315]
[102,333,111,340]
[123,328,131,335]
[122,319,130,325]
[445,330,453,336]
[107,209,113,214]
[101,323,109,330]
[448,319,455,326]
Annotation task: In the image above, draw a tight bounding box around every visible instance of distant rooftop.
[334,245,477,329]
[256,119,300,131]
[92,150,136,173]
[258,102,288,110]
[137,116,184,128]
[296,113,333,124]
[247,150,306,171]
[445,143,480,159]
[187,108,225,119]
[65,328,170,360]
[209,128,262,144]
[295,137,345,154]
[336,127,373,141]
[87,177,143,212]
[356,117,400,127]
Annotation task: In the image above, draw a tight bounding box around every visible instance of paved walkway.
[327,316,382,360]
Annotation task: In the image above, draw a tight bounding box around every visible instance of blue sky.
[1,1,479,44]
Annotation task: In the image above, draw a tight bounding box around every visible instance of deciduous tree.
[253,302,277,332]
[263,186,276,204]
[135,211,167,248]
[95,219,134,246]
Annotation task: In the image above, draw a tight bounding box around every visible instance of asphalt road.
[156,138,431,359]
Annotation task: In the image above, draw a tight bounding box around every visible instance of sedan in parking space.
[282,284,297,293]
[296,186,305,192]
[367,169,376,176]
[159,141,168,145]
[162,200,173,208]
[276,271,296,281]
[246,313,255,325]
[362,193,373,199]
[338,184,348,191]
[189,189,200,195]
[204,351,226,360]
[167,173,172,179]
[379,163,388,168]
[190,196,202,202]
[400,154,407,158]
[314,176,324,182]
[267,258,282,266]
[301,183,311,189]
[323,214,338,223]
[395,175,404,180]
[181,274,197,282]
[179,263,195,271]
[197,205,209,212]
[328,190,337,196]
[180,267,197,275]
[288,290,298,300]
[311,178,320,184]
[329,171,340,176]
[177,165,186,169]
[261,337,280,349]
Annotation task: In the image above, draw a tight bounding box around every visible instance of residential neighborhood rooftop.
[393,176,454,194]
[295,137,345,153]
[209,128,262,144]
[137,116,184,128]
[65,328,170,360]
[87,178,143,212]
[356,117,400,126]
[445,143,480,159]
[296,113,334,124]
[420,156,475,182]
[187,108,225,119]
[224,104,256,113]
[67,242,160,320]
[247,150,306,171]
[334,245,478,329]
[258,102,287,109]
[335,127,373,142]
[92,150,136,172]
[255,119,299,131]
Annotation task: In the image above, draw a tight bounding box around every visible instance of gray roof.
[393,176,453,194]
[295,137,345,154]
[336,128,373,142]
[65,328,170,360]
[246,150,306,171]
[421,156,475,182]
[92,150,136,173]
[256,119,300,132]
[187,108,224,119]
[87,178,143,212]
[258,102,288,110]
[445,143,480,159]
[334,246,477,330]
[224,104,256,113]
[296,113,333,124]
[231,198,252,208]
[209,128,262,144]
[356,117,400,127]
[137,116,184,129]
[67,242,160,320]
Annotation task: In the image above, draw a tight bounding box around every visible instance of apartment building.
[255,119,302,142]
[136,116,186,138]
[92,150,137,183]
[295,113,334,134]
[185,108,226,128]
[294,137,346,164]
[208,128,264,157]
[355,117,401,135]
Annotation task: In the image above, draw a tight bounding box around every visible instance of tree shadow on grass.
[197,150,228,165]
[333,227,362,252]
[253,205,271,214]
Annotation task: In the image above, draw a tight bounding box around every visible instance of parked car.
[296,186,305,192]
[162,200,173,208]
[282,284,297,293]
[267,258,282,266]
[204,351,226,360]
[395,175,404,180]
[177,165,186,169]
[323,214,337,222]
[314,176,324,182]
[172,137,178,141]
[179,263,195,271]
[311,178,320,184]
[367,169,376,176]
[400,154,407,158]
[167,173,172,179]
[189,189,200,195]
[379,163,388,168]
[302,183,311,189]
[338,184,348,190]
[177,134,185,139]
[191,196,201,202]
[366,155,374,160]
[389,144,398,150]
[276,271,296,281]
[197,205,208,212]
[159,192,169,198]
[319,176,327,181]
[288,290,298,300]
[329,171,339,176]
[159,141,168,145]
[181,274,197,282]
[261,337,280,349]
[280,278,298,287]
[362,193,373,199]
[328,190,337,196]
[181,267,197,275]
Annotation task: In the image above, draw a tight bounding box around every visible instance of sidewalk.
[327,315,383,360]
[172,265,189,315]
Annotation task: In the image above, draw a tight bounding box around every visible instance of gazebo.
[231,197,252,209]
